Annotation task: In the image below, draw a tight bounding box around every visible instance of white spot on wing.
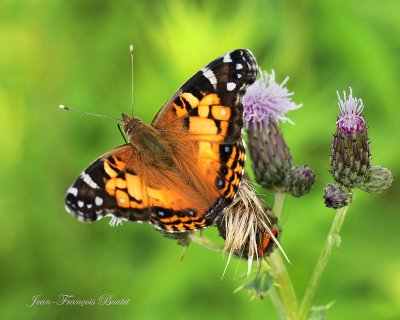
[227,82,236,91]
[223,54,232,62]
[119,198,126,204]
[78,200,84,208]
[221,109,227,116]
[82,173,99,189]
[87,203,93,209]
[95,196,103,206]
[202,67,217,88]
[67,187,78,197]
[236,63,243,70]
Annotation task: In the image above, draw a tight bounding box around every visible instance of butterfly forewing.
[152,49,258,144]
[65,49,258,233]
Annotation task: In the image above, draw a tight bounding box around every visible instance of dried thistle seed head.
[359,165,393,193]
[284,165,316,197]
[323,183,353,209]
[214,179,282,275]
[330,88,371,188]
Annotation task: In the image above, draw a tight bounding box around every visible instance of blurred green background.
[1,0,399,319]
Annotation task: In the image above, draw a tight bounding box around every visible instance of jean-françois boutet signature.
[26,294,130,307]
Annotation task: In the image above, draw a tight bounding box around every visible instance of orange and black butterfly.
[65,49,258,233]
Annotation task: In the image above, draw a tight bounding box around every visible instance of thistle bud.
[323,183,353,209]
[284,165,316,197]
[359,165,393,193]
[330,88,370,188]
[243,70,301,191]
[247,119,292,189]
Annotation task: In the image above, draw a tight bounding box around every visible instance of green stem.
[298,206,349,319]
[273,191,285,219]
[268,192,299,320]
[269,286,286,320]
[268,252,299,319]
[188,232,224,254]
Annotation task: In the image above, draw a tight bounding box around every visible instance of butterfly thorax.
[122,113,175,168]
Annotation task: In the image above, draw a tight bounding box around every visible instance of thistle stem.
[298,206,349,319]
[268,192,299,320]
[268,287,286,319]
[188,232,224,254]
[268,252,299,319]
[273,191,285,219]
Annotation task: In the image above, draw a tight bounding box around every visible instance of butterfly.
[65,49,258,233]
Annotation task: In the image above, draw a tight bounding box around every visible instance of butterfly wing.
[65,142,228,231]
[65,145,152,223]
[65,49,258,233]
[153,49,257,143]
[149,49,258,231]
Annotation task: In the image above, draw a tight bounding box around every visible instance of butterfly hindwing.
[65,145,151,223]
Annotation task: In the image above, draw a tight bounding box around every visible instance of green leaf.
[235,271,274,299]
[308,302,335,320]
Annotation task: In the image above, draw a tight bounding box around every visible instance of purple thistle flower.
[336,88,365,133]
[243,70,301,129]
[330,88,370,188]
[243,69,314,194]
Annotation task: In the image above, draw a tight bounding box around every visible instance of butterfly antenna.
[130,44,134,117]
[58,104,122,122]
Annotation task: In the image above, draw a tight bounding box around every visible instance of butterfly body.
[122,114,175,168]
[65,49,258,233]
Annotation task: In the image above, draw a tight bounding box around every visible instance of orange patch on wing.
[184,222,196,229]
[111,157,126,170]
[189,117,218,135]
[211,105,231,121]
[181,92,200,108]
[226,147,237,168]
[198,105,210,118]
[125,173,147,204]
[115,178,127,189]
[219,120,229,136]
[198,141,218,160]
[190,134,224,142]
[116,189,130,208]
[173,93,200,117]
[199,93,220,106]
[233,162,243,173]
[225,184,235,199]
[105,179,116,196]
[104,161,118,178]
